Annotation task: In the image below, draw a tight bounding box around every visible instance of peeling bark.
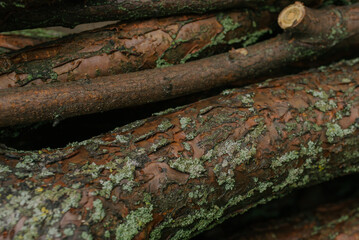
[1,58,359,239]
[0,3,358,127]
[0,0,323,32]
[0,10,275,88]
[228,196,359,240]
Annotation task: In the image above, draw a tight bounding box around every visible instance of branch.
[0,0,323,32]
[1,58,359,239]
[0,10,276,88]
[0,3,358,127]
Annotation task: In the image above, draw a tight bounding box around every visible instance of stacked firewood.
[0,0,359,239]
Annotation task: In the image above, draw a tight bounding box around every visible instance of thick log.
[0,3,358,127]
[228,196,359,240]
[0,10,275,88]
[1,58,359,239]
[0,0,323,32]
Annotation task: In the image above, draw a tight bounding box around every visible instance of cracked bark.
[1,58,359,239]
[0,3,358,127]
[0,10,275,89]
[0,0,323,32]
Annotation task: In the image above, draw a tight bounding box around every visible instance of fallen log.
[228,196,359,240]
[0,2,358,127]
[0,10,275,88]
[0,0,323,32]
[1,57,359,239]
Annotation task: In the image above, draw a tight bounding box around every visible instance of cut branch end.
[278,1,306,29]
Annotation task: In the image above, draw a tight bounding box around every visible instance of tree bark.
[0,0,323,32]
[1,58,359,239]
[0,34,47,54]
[0,3,358,127]
[227,196,359,240]
[0,10,275,88]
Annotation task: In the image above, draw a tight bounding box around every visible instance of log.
[1,57,359,239]
[0,2,358,127]
[0,10,276,88]
[0,0,323,32]
[227,196,359,240]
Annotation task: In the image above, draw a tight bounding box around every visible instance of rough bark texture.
[228,197,359,240]
[0,10,275,89]
[1,58,359,239]
[0,0,323,32]
[0,3,358,127]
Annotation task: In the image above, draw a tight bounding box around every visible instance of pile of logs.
[0,0,359,239]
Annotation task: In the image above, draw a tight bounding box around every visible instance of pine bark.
[1,58,359,239]
[0,10,275,88]
[0,0,323,32]
[0,3,358,127]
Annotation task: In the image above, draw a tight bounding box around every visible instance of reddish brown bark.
[0,0,323,32]
[1,58,359,239]
[228,197,359,240]
[0,3,358,127]
[0,34,47,54]
[0,10,275,88]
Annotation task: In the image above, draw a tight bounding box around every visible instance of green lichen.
[61,191,81,213]
[180,117,192,129]
[81,232,93,240]
[116,134,129,144]
[314,100,337,112]
[237,93,254,106]
[63,227,74,236]
[115,205,153,240]
[326,123,355,143]
[271,150,299,168]
[157,119,173,132]
[150,138,170,152]
[170,157,206,178]
[91,199,105,223]
[272,168,304,192]
[183,142,192,151]
[100,180,114,198]
[300,141,322,157]
[221,89,236,96]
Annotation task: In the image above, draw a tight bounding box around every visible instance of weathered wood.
[0,3,358,127]
[0,10,275,88]
[0,0,323,32]
[1,58,359,239]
